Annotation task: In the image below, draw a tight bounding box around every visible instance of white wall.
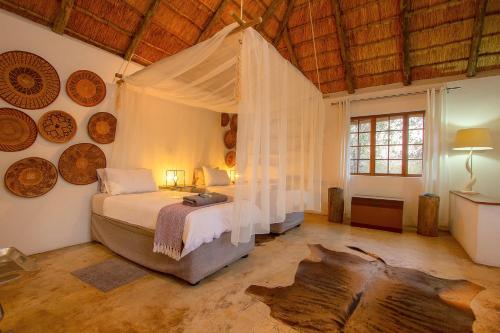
[0,11,224,255]
[322,75,500,228]
[322,94,426,226]
[446,76,500,198]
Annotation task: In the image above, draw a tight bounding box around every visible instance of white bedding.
[99,191,235,258]
[205,185,306,217]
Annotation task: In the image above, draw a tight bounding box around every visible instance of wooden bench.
[351,195,404,233]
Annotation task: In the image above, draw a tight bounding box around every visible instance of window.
[349,112,424,176]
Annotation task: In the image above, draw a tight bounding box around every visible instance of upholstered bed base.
[269,212,304,234]
[91,213,254,285]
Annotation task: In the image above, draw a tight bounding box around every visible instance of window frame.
[350,111,425,177]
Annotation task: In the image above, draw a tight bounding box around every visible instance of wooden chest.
[351,196,404,233]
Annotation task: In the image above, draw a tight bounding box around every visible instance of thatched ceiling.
[2,0,499,95]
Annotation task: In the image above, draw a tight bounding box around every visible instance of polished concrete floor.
[1,214,499,333]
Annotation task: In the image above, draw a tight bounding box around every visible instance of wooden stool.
[328,187,344,223]
[417,194,440,237]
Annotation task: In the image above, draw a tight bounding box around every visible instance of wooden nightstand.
[159,185,204,193]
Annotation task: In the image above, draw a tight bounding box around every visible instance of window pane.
[409,115,424,129]
[376,131,388,145]
[390,116,403,130]
[376,117,389,131]
[389,130,403,144]
[350,122,358,133]
[408,129,423,144]
[376,145,388,159]
[359,119,371,132]
[359,146,370,159]
[408,160,423,175]
[408,144,423,159]
[389,160,402,174]
[350,147,358,160]
[389,145,402,159]
[375,160,388,173]
[358,160,370,173]
[350,133,358,146]
[359,132,370,146]
[350,159,358,173]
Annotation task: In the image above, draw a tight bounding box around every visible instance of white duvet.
[101,191,235,258]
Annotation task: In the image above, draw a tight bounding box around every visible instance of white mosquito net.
[113,22,325,244]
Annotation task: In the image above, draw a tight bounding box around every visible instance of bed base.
[91,213,254,285]
[270,212,304,234]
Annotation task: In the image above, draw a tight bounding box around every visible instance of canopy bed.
[94,18,324,283]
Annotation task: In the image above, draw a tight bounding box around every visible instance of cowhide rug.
[246,244,484,333]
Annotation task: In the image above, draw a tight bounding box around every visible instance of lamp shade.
[453,128,493,151]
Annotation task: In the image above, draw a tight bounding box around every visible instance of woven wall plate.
[0,108,37,152]
[0,51,60,109]
[88,112,117,144]
[4,157,58,198]
[58,143,106,185]
[38,110,77,143]
[66,70,106,107]
[225,150,236,168]
[224,129,237,149]
[221,113,229,127]
[230,114,238,130]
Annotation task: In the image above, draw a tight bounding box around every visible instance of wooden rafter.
[273,0,295,45]
[52,0,74,34]
[400,0,411,85]
[466,0,488,77]
[124,0,161,61]
[257,0,284,31]
[331,0,354,94]
[283,29,298,67]
[197,0,231,43]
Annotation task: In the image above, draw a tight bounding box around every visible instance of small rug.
[72,258,148,292]
[246,244,484,333]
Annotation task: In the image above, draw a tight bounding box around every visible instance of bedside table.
[159,185,204,193]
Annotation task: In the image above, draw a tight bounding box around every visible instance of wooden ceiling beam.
[257,0,284,31]
[273,0,295,46]
[466,0,488,77]
[400,0,411,85]
[283,28,298,67]
[331,0,354,94]
[197,0,231,43]
[124,0,161,61]
[52,0,74,34]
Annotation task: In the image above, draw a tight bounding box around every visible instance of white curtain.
[113,24,325,244]
[336,99,352,216]
[423,87,449,226]
[232,29,325,243]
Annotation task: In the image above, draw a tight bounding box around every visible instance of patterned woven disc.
[58,143,106,185]
[230,114,238,130]
[66,70,106,107]
[0,108,37,152]
[4,157,58,198]
[38,110,77,143]
[221,113,229,127]
[224,129,237,149]
[0,51,60,109]
[88,112,117,144]
[225,150,236,168]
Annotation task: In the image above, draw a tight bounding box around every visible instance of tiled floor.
[1,214,499,332]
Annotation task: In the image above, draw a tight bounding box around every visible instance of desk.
[449,191,500,267]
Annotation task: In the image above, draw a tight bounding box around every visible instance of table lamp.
[452,128,493,194]
[165,170,185,187]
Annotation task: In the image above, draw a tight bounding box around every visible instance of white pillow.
[202,166,230,186]
[104,168,157,195]
[96,168,108,193]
